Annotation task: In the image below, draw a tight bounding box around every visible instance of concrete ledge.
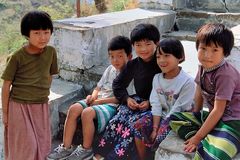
[155,131,240,160]
[49,78,85,138]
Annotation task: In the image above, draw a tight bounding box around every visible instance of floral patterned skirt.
[95,95,150,160]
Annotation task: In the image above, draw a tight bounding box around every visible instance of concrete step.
[49,78,85,138]
[155,131,240,160]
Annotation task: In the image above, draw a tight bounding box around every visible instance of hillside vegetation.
[0,0,138,85]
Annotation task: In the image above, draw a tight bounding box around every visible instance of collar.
[203,60,225,73]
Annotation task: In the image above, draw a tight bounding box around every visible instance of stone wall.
[139,0,240,31]
[176,11,240,31]
[139,0,240,12]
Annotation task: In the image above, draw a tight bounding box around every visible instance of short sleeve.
[1,54,18,81]
[50,47,59,75]
[97,65,111,89]
[194,65,201,85]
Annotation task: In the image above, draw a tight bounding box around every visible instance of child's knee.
[82,107,96,119]
[67,103,83,118]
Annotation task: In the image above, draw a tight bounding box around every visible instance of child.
[94,23,161,160]
[170,23,240,160]
[1,10,58,160]
[47,36,133,160]
[134,38,195,160]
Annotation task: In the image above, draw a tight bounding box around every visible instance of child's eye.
[199,47,206,50]
[44,31,50,34]
[213,49,219,52]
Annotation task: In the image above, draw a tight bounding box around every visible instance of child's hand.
[90,100,97,106]
[184,135,201,153]
[138,100,150,110]
[86,95,93,104]
[150,130,157,142]
[127,97,139,110]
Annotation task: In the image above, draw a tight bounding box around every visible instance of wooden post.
[76,0,81,17]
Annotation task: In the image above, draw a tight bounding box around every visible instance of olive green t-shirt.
[1,46,58,103]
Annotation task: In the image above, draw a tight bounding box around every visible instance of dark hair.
[196,23,234,57]
[21,10,53,37]
[156,38,185,63]
[108,36,132,56]
[130,23,160,45]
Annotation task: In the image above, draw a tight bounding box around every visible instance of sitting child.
[47,35,133,160]
[170,23,240,160]
[134,38,195,160]
[94,23,161,160]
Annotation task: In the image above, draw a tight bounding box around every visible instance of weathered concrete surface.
[50,8,176,92]
[179,40,198,77]
[155,131,192,160]
[163,31,196,41]
[226,25,240,72]
[139,0,240,13]
[155,131,240,160]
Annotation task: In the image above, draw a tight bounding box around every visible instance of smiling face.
[27,29,51,53]
[109,49,131,71]
[156,48,181,79]
[197,42,225,69]
[133,39,157,62]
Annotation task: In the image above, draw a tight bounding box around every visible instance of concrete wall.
[50,8,176,92]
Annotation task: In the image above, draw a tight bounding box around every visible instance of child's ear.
[179,57,184,63]
[128,53,133,60]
